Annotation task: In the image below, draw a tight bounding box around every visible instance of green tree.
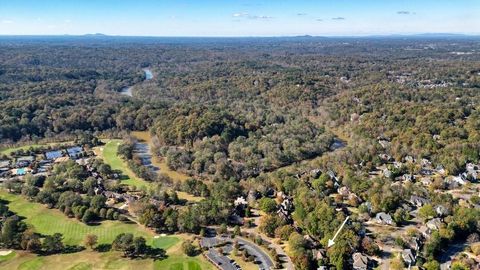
[42,233,64,254]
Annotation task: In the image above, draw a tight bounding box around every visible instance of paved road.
[205,248,238,270]
[201,230,274,270]
[237,237,274,270]
[244,209,294,270]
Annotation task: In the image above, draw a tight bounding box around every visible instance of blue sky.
[0,0,479,36]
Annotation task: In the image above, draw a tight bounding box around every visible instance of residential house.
[410,195,430,207]
[426,218,443,231]
[45,150,63,160]
[375,212,393,225]
[451,174,467,186]
[436,165,446,175]
[401,249,416,266]
[419,225,431,238]
[67,146,83,159]
[435,205,448,217]
[15,156,34,167]
[0,160,10,169]
[352,252,369,270]
[404,156,415,163]
[310,168,322,179]
[421,158,432,167]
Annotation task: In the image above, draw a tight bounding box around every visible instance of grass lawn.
[152,237,213,270]
[97,140,153,189]
[0,250,154,270]
[0,191,155,246]
[0,251,16,263]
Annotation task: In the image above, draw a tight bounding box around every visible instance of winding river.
[120,68,153,97]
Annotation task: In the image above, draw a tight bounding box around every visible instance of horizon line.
[1,32,480,39]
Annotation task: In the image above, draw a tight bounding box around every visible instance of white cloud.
[1,20,14,24]
[232,12,248,17]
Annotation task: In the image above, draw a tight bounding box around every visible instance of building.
[15,156,34,167]
[352,252,368,270]
[402,249,416,266]
[426,218,443,231]
[410,195,430,207]
[435,205,448,217]
[0,160,10,169]
[45,150,63,160]
[67,146,84,159]
[375,212,393,225]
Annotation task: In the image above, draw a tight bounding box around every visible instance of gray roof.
[0,160,10,168]
[45,150,63,160]
[352,252,368,270]
[401,249,415,265]
[67,146,83,158]
[17,156,34,162]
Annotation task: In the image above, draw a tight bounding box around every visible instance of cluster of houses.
[374,136,479,190]
[0,146,85,179]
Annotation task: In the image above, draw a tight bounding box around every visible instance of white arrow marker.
[327,216,350,248]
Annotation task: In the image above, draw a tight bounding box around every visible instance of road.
[244,209,294,270]
[205,248,238,270]
[236,237,274,270]
[201,229,274,270]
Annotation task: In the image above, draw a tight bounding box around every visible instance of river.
[120,68,153,97]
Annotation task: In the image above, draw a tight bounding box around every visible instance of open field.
[0,191,156,246]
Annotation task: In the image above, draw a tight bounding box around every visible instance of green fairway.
[152,236,181,250]
[154,255,211,270]
[99,140,153,189]
[0,191,156,246]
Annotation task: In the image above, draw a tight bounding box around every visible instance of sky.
[0,0,479,36]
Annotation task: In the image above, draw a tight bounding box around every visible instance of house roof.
[376,212,392,222]
[352,252,368,269]
[0,160,10,168]
[17,156,34,162]
[401,249,416,264]
[67,146,83,158]
[45,150,63,160]
[426,218,443,230]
